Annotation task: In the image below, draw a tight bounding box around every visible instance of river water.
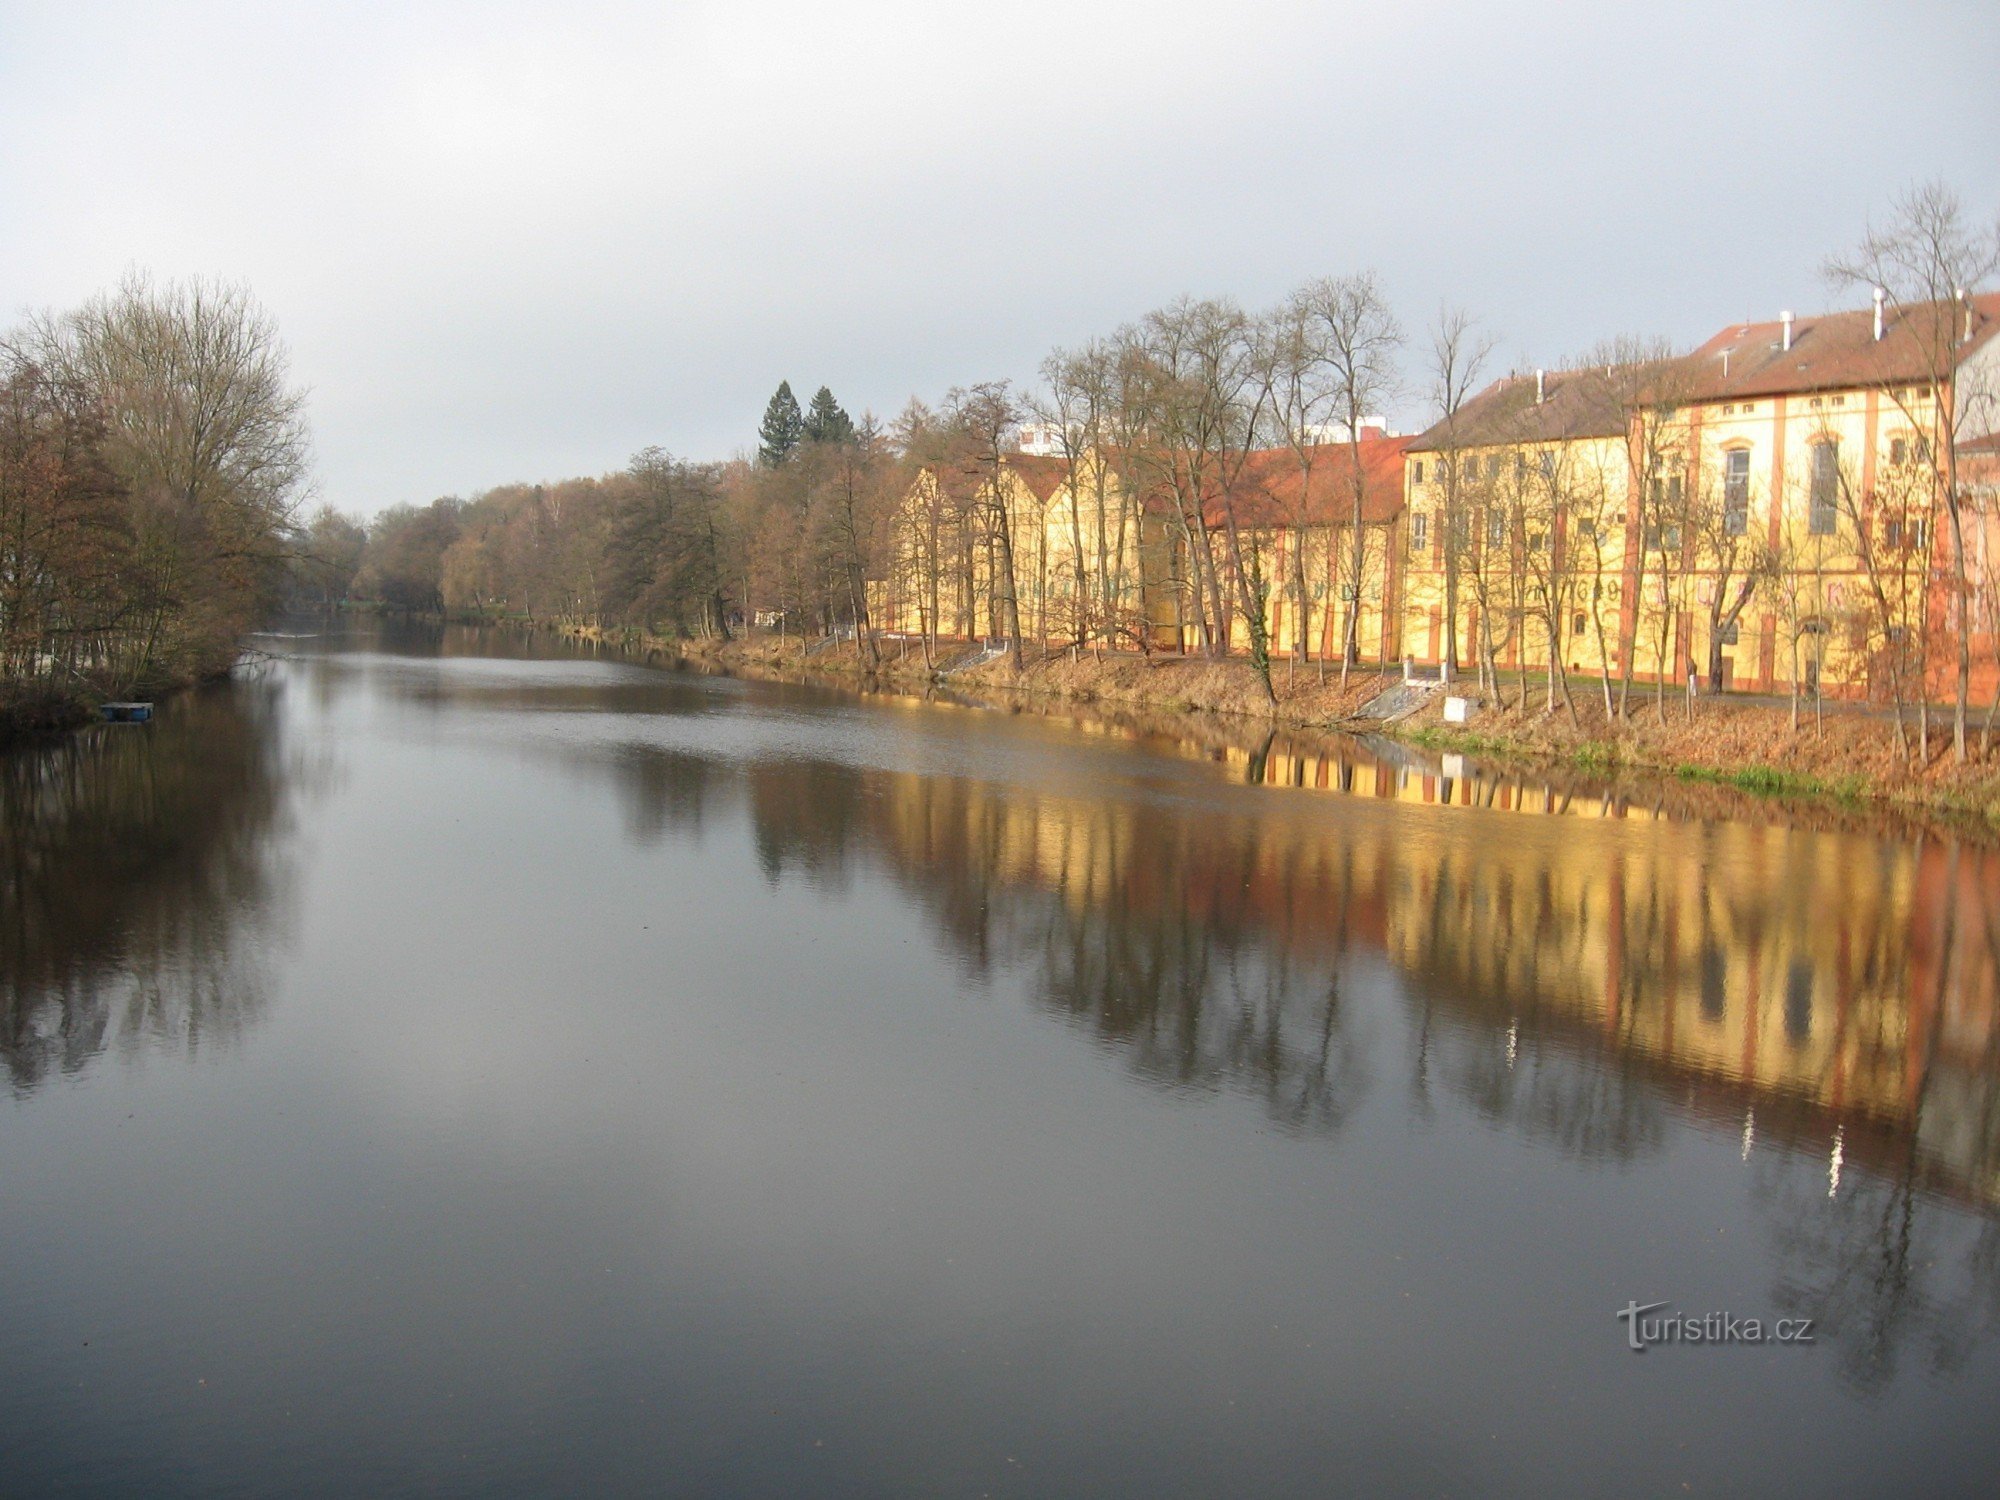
[4,619,1998,1497]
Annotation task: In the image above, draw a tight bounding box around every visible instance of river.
[4,618,1998,1497]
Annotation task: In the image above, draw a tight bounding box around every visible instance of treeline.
[0,274,313,734]
[319,183,1998,765]
[343,381,927,650]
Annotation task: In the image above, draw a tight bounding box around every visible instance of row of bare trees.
[330,183,1998,760]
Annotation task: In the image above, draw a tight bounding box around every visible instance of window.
[1808,441,1839,536]
[1889,436,1908,466]
[1528,531,1547,552]
[1411,512,1429,553]
[1412,460,1425,484]
[1578,516,1597,539]
[1487,511,1506,547]
[1572,611,1587,638]
[1719,620,1740,646]
[1539,451,1556,481]
[1723,448,1750,536]
[1885,518,1903,548]
[1488,453,1504,480]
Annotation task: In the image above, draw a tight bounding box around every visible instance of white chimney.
[1534,368,1545,404]
[1960,287,1973,344]
[1780,310,1794,352]
[1873,287,1886,341]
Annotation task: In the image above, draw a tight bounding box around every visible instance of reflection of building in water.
[657,729,2000,1203]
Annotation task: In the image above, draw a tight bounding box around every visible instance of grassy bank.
[1398,694,2000,827]
[550,623,2000,828]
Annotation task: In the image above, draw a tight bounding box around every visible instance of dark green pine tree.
[757,381,804,466]
[802,385,855,444]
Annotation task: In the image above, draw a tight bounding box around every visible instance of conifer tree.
[802,385,855,444]
[757,381,804,466]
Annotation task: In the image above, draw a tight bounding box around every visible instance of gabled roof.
[1678,293,2000,403]
[1004,453,1072,503]
[1407,367,1633,452]
[1201,436,1414,529]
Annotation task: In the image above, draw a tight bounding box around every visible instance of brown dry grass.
[586,626,2000,825]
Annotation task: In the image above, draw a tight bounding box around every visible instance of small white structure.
[1443,695,1473,724]
[1015,423,1068,456]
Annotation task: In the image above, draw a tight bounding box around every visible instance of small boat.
[99,702,154,724]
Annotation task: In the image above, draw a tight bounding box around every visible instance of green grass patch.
[1669,763,1869,803]
[1403,726,1511,756]
[1570,740,1618,771]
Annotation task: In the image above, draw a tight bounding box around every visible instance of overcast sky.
[3,1,1997,515]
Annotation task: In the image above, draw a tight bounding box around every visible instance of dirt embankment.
[558,625,2000,826]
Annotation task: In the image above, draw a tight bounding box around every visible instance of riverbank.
[0,685,95,749]
[548,623,2000,827]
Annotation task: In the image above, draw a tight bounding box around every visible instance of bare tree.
[1424,308,1496,681]
[1827,181,2000,762]
[1294,274,1403,685]
[20,272,311,688]
[946,381,1027,668]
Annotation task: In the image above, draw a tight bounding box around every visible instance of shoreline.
[539,621,2000,834]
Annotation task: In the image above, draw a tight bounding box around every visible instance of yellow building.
[1662,295,2000,698]
[1394,294,2000,701]
[1397,366,1635,682]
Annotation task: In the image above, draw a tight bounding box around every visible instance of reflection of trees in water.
[1758,1114,2000,1398]
[611,744,724,847]
[0,678,299,1092]
[1420,997,1669,1164]
[768,760,1376,1133]
[1021,876,1371,1134]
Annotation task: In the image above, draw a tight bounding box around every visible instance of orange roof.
[1199,435,1414,530]
[1408,367,1633,451]
[1678,293,2000,403]
[1004,453,1072,502]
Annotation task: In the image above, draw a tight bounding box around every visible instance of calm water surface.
[4,620,1999,1497]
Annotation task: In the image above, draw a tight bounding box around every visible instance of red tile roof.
[1200,436,1414,530]
[1004,454,1072,502]
[1677,293,2000,403]
[1407,367,1634,451]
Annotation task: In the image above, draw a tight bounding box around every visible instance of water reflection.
[0,676,304,1092]
[573,690,2000,1391]
[594,725,2000,1200]
[15,623,2000,1426]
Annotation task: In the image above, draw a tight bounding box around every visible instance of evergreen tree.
[802,385,855,444]
[757,381,804,466]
